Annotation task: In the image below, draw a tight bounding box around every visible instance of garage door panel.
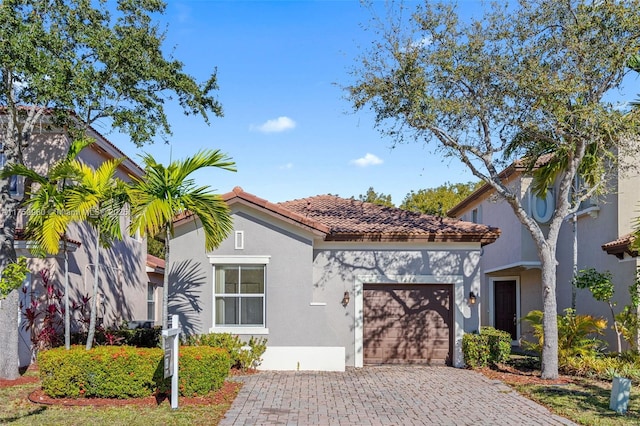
[363,284,452,365]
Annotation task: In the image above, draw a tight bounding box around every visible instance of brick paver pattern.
[220,366,576,426]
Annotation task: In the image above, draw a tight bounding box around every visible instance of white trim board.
[485,261,541,274]
[354,274,466,368]
[208,255,271,264]
[314,241,483,251]
[259,347,345,371]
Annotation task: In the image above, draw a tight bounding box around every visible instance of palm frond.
[128,149,235,249]
[65,137,94,162]
[1,163,47,184]
[183,192,234,251]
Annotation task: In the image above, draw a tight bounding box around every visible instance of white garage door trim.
[354,274,465,368]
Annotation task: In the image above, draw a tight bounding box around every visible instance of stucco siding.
[455,160,640,350]
[171,205,317,341]
[169,218,214,336]
[172,203,485,369]
[313,245,482,367]
[12,131,148,365]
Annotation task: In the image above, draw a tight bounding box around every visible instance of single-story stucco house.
[169,187,500,371]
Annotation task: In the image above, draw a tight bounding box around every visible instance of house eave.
[14,239,80,258]
[325,232,500,245]
[485,261,542,274]
[602,234,638,260]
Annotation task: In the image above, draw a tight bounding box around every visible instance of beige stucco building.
[2,125,159,366]
[449,161,640,350]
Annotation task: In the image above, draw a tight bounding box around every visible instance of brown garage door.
[363,283,452,365]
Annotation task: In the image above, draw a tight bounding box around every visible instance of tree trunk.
[540,248,559,379]
[86,228,101,350]
[0,290,20,379]
[162,227,170,330]
[64,246,70,350]
[609,302,622,354]
[0,192,21,379]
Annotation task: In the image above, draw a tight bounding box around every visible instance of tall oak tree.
[0,0,222,379]
[349,0,640,378]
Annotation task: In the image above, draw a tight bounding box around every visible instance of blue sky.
[104,0,637,205]
[104,0,478,205]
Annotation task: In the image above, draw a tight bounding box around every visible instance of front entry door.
[494,280,517,340]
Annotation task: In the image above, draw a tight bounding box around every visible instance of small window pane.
[241,297,263,325]
[216,266,239,293]
[240,266,264,294]
[216,296,239,325]
[147,284,156,321]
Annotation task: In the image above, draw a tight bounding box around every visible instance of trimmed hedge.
[184,333,267,370]
[38,345,231,398]
[462,327,512,368]
[156,346,231,397]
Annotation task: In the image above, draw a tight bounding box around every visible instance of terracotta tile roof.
[448,154,555,217]
[279,194,500,245]
[172,187,331,235]
[602,234,638,259]
[174,187,500,245]
[14,228,82,247]
[146,254,165,271]
[222,187,331,235]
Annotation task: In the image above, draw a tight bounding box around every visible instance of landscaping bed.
[476,357,640,425]
[0,364,245,425]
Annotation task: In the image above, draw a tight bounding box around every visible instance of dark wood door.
[363,284,452,365]
[494,280,517,340]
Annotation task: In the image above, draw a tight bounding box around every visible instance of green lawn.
[514,378,640,426]
[486,355,640,426]
[0,368,238,426]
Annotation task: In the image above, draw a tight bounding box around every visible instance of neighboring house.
[170,187,500,371]
[145,254,165,327]
[448,161,640,349]
[1,125,158,365]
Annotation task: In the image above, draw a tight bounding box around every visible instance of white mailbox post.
[162,314,180,409]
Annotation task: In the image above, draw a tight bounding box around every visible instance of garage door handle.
[513,315,517,325]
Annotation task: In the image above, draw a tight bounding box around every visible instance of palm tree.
[65,158,129,350]
[1,138,92,350]
[128,149,235,330]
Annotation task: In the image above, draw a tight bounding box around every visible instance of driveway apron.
[220,366,575,426]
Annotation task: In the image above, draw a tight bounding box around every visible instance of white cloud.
[279,162,293,170]
[252,116,296,133]
[351,153,383,167]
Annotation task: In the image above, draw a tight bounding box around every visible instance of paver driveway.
[220,366,575,426]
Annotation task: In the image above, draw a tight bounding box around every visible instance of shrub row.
[462,327,512,368]
[183,333,267,370]
[562,353,640,381]
[38,345,230,398]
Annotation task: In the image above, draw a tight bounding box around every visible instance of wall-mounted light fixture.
[341,291,350,307]
[469,291,477,305]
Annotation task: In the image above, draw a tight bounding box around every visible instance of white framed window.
[214,264,265,327]
[147,283,156,321]
[209,255,270,334]
[530,188,555,223]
